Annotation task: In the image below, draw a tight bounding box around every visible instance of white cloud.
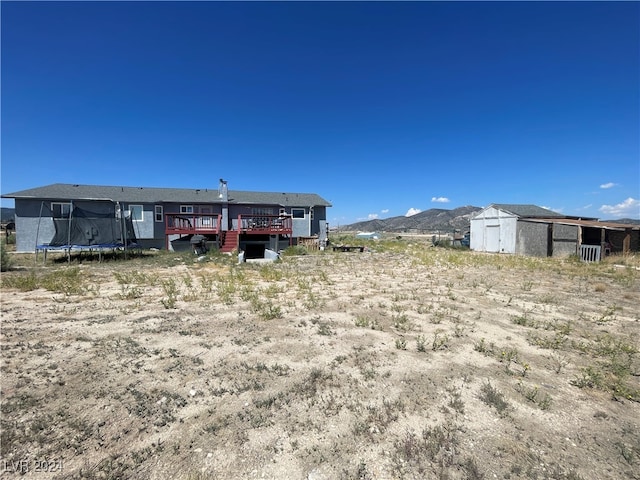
[600,182,617,189]
[405,208,421,217]
[431,197,450,203]
[541,205,563,213]
[599,197,640,218]
[367,213,379,220]
[381,209,389,214]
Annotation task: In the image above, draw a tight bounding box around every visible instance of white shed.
[470,204,564,254]
[470,205,518,253]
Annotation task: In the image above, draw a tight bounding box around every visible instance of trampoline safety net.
[48,206,138,248]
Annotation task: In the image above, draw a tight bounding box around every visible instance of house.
[1,181,332,256]
[470,204,639,261]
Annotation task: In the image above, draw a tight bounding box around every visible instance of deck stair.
[220,231,238,253]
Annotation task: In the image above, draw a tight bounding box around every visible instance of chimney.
[219,179,229,231]
[218,179,228,202]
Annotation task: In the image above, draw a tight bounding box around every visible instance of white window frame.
[51,202,72,219]
[180,205,194,214]
[155,205,163,222]
[292,208,305,219]
[251,207,274,216]
[129,205,144,222]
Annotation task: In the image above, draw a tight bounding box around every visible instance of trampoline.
[35,202,140,262]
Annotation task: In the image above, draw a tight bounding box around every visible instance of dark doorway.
[244,243,266,259]
[582,227,602,246]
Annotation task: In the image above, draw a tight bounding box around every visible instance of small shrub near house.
[0,239,11,272]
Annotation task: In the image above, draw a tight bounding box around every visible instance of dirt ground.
[1,241,639,480]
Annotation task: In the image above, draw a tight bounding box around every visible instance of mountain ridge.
[1,208,15,223]
[338,207,640,233]
[339,206,482,233]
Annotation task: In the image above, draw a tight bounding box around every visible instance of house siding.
[312,206,328,242]
[120,203,155,240]
[15,216,42,252]
[292,212,311,237]
[153,207,167,245]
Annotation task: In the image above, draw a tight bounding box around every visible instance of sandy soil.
[1,243,639,479]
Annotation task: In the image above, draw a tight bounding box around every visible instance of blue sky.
[1,1,639,224]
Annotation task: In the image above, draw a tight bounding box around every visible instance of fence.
[580,244,601,263]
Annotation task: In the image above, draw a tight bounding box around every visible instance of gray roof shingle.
[2,183,332,207]
[491,204,565,218]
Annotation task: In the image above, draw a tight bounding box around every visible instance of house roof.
[490,204,566,218]
[1,183,332,207]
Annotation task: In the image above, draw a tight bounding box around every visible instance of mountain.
[602,218,640,225]
[339,207,640,233]
[1,208,15,223]
[340,206,482,233]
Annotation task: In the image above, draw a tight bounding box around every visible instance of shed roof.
[490,204,566,218]
[524,218,640,231]
[2,183,332,207]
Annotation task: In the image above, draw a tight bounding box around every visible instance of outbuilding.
[355,232,380,240]
[470,204,639,261]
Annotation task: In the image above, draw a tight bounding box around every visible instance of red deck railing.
[237,214,293,234]
[165,213,292,236]
[165,213,221,235]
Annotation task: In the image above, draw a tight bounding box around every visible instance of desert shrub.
[1,266,85,294]
[42,267,86,295]
[161,278,179,309]
[0,240,11,272]
[435,238,453,248]
[281,245,308,256]
[392,423,460,477]
[479,381,509,414]
[1,271,37,290]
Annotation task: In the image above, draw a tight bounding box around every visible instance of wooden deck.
[237,215,292,235]
[165,214,293,237]
[165,214,221,235]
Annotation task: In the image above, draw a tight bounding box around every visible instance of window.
[180,205,194,214]
[199,206,212,227]
[251,207,274,216]
[155,205,163,222]
[51,202,72,218]
[279,208,286,216]
[129,205,143,222]
[292,208,305,219]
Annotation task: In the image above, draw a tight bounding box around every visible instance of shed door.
[485,225,500,252]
